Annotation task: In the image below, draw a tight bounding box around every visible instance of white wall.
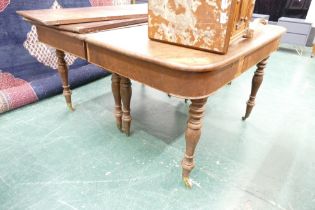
[306,0,315,26]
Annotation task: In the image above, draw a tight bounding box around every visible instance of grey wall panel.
[281,33,308,45]
[277,21,312,34]
[306,27,315,47]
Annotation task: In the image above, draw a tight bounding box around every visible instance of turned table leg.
[111,73,123,131]
[56,49,74,111]
[120,76,132,136]
[242,57,269,120]
[181,98,208,188]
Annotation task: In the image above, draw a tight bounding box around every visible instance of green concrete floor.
[1,48,315,210]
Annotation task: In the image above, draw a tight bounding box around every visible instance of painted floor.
[1,47,315,210]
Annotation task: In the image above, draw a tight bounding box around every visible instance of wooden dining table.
[17,4,286,188]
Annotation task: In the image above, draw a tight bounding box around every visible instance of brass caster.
[122,127,130,136]
[122,117,131,137]
[183,177,192,189]
[116,123,123,132]
[67,103,75,112]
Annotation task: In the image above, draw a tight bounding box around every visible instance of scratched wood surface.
[148,0,255,54]
[17,3,147,26]
[86,23,285,72]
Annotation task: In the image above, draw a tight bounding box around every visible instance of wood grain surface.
[17,3,147,26]
[85,23,285,72]
[55,17,148,34]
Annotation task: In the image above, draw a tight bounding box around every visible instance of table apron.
[35,25,280,99]
[86,38,280,99]
[36,25,87,59]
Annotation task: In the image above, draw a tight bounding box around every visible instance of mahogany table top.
[82,23,285,98]
[28,23,285,98]
[84,24,285,72]
[17,5,285,99]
